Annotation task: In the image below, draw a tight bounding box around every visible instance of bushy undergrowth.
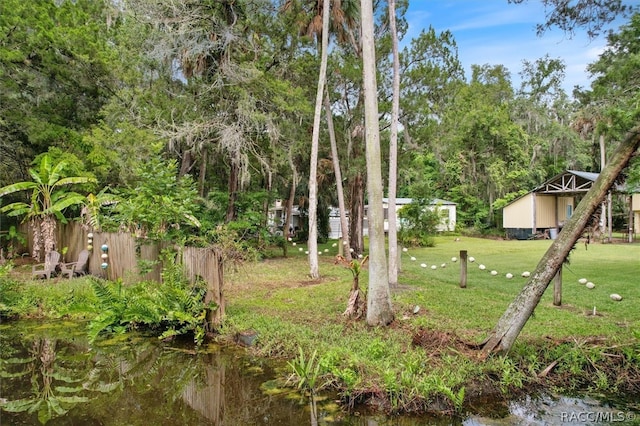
[0,262,20,318]
[87,258,215,345]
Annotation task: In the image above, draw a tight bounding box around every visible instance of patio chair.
[60,249,90,279]
[32,251,61,279]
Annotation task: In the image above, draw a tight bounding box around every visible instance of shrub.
[397,200,440,247]
[0,262,21,318]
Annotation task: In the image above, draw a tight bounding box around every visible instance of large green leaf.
[0,370,31,379]
[0,202,31,217]
[54,176,96,188]
[55,395,89,404]
[1,398,39,413]
[0,182,37,198]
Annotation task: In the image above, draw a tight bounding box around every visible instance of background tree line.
[1,0,639,253]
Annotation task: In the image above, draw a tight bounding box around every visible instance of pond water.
[1,320,637,425]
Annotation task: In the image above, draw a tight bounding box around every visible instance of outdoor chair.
[60,249,90,279]
[32,251,61,279]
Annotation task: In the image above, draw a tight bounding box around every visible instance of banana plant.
[0,154,95,261]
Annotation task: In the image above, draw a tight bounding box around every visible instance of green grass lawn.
[228,236,639,343]
[391,237,639,341]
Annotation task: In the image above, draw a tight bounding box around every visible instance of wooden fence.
[22,221,224,325]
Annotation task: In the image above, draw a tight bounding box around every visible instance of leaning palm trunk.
[482,126,640,355]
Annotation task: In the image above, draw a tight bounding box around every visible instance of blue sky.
[404,1,633,94]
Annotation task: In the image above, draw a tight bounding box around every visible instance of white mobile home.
[362,197,457,237]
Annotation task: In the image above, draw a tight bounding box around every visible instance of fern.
[87,262,214,345]
[89,277,124,311]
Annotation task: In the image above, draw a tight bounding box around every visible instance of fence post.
[553,268,562,306]
[460,250,467,288]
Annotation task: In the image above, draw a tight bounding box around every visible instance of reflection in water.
[182,359,225,423]
[1,321,637,425]
[0,321,320,424]
[1,334,94,424]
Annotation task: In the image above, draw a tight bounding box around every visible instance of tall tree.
[306,0,331,278]
[394,27,464,204]
[0,0,116,188]
[586,12,640,137]
[361,0,393,326]
[325,93,352,262]
[387,0,401,287]
[283,0,361,274]
[117,0,308,228]
[439,65,530,228]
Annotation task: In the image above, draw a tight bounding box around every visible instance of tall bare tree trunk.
[387,0,400,287]
[349,172,365,254]
[307,0,331,279]
[361,0,393,326]
[324,92,352,262]
[482,126,640,355]
[599,133,607,236]
[179,149,193,177]
[226,159,239,223]
[198,149,208,197]
[284,155,298,257]
[629,195,634,243]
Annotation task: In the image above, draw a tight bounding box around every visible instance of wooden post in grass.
[553,268,562,306]
[460,250,467,288]
[397,244,402,272]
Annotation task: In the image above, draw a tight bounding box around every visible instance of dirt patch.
[390,283,414,293]
[411,327,480,359]
[10,257,37,266]
[296,275,340,287]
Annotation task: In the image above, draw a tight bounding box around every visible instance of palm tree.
[0,154,95,261]
[361,0,393,326]
[306,0,331,279]
[282,0,360,276]
[387,0,401,287]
